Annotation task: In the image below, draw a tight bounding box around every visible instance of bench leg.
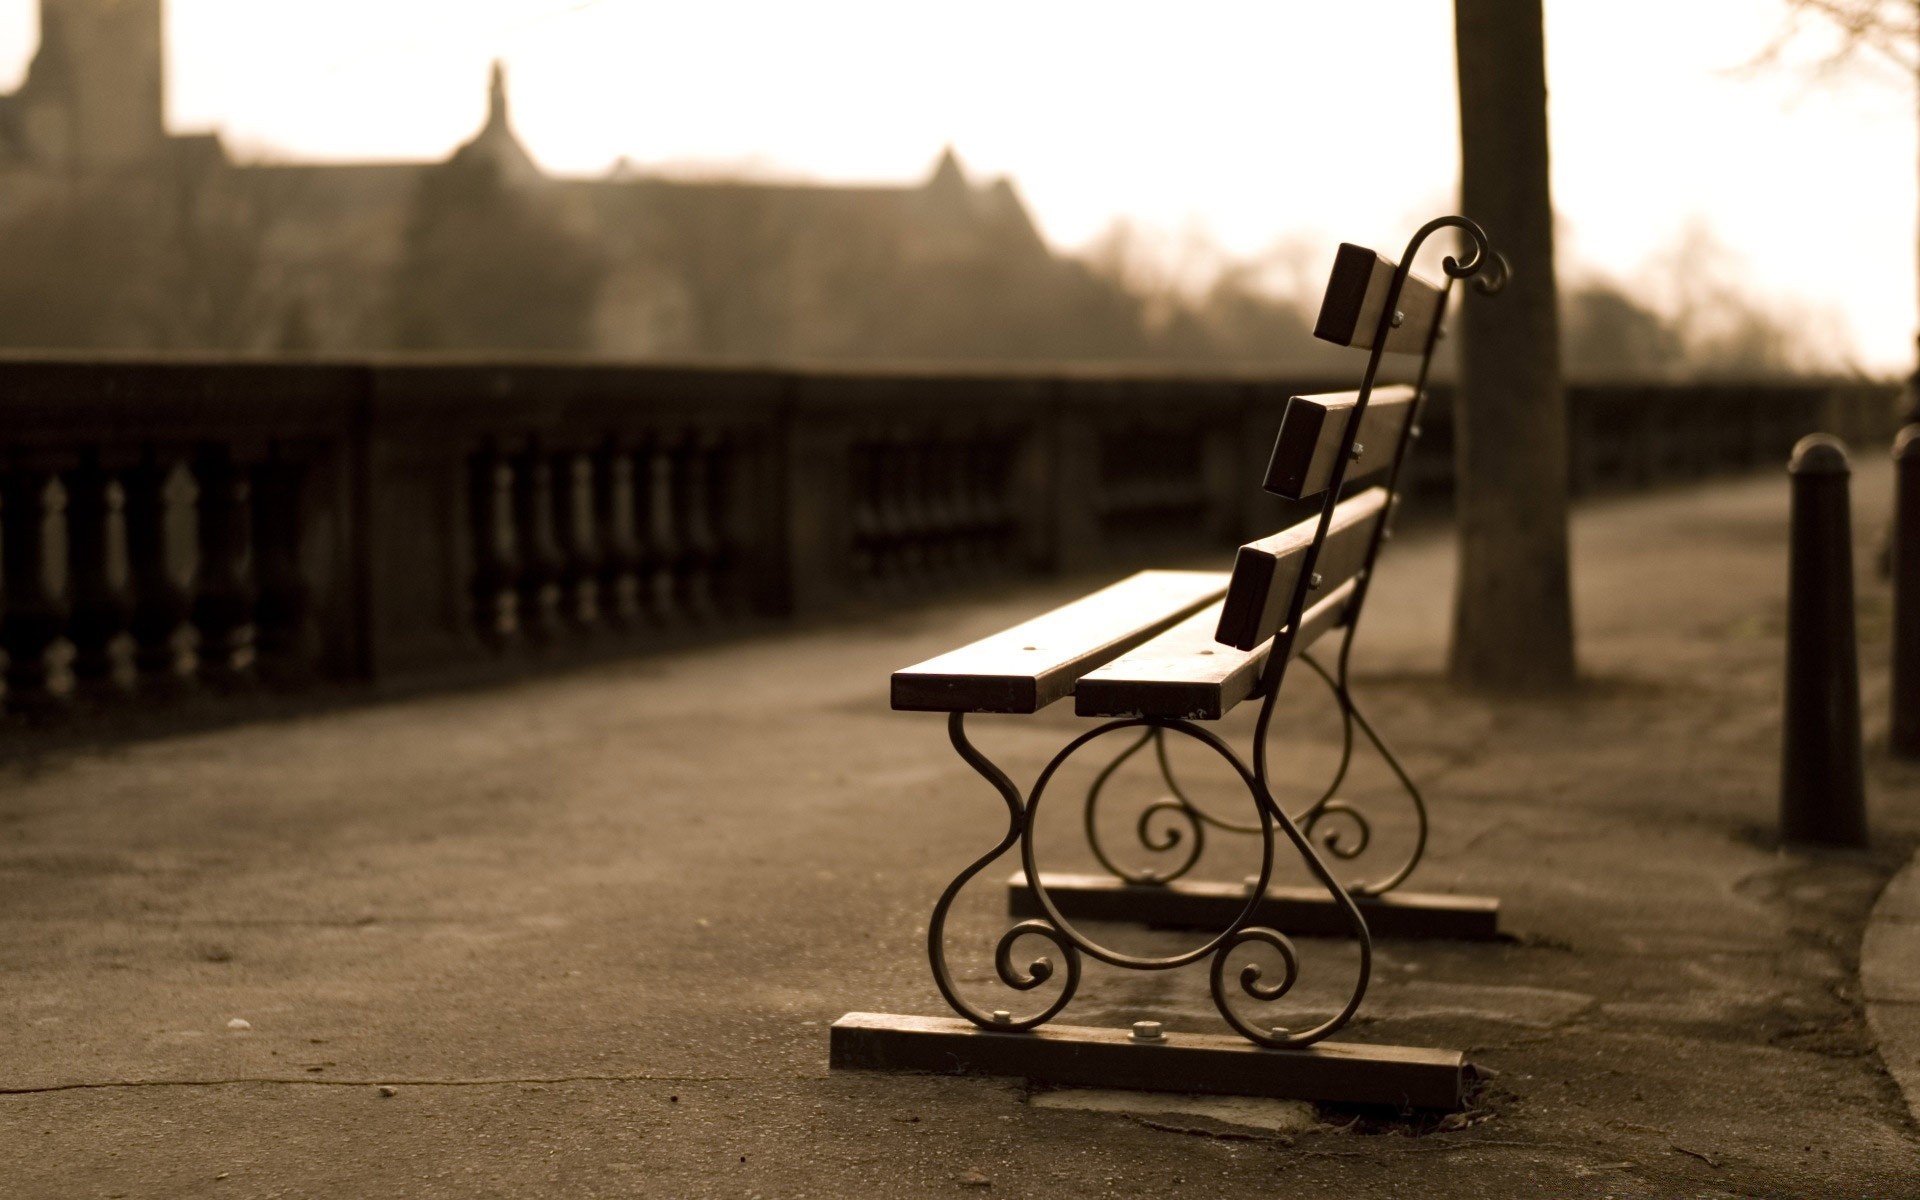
[832,713,1475,1109]
[1044,658,1501,940]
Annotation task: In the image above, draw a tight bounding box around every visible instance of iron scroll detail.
[1075,217,1501,900]
[927,712,1083,1032]
[929,713,1374,1050]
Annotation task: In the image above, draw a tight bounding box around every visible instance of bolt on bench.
[832,217,1510,1109]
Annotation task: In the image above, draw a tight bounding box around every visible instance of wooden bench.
[831,216,1509,1109]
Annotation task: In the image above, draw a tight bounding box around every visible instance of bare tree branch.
[1759,0,1920,76]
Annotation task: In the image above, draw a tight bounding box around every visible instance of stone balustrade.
[0,357,1895,714]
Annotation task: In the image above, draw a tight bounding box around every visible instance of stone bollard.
[1781,434,1868,847]
[1895,426,1920,759]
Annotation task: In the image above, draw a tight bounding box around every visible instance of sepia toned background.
[0,0,1907,377]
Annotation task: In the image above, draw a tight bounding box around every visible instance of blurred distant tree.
[1561,220,1846,381]
[1766,1,1916,72]
[1561,282,1688,380]
[1451,0,1577,692]
[1080,223,1352,370]
[1766,0,1920,411]
[391,158,603,352]
[0,163,313,354]
[1160,266,1348,369]
[0,191,156,350]
[151,163,300,351]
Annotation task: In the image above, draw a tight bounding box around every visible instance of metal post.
[1894,426,1920,759]
[1781,434,1868,847]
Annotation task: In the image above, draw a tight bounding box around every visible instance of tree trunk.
[1449,0,1577,692]
[1907,0,1920,426]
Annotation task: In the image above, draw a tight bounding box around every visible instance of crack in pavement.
[1,1072,748,1095]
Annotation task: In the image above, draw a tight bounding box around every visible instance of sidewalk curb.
[1864,851,1920,1125]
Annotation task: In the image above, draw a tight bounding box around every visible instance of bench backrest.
[1261,385,1417,501]
[1216,487,1387,651]
[1312,244,1448,355]
[1214,223,1494,660]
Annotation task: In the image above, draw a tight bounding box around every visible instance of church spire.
[449,58,541,185]
[487,60,510,132]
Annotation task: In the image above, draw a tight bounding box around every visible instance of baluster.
[638,435,682,625]
[903,433,938,586]
[923,435,961,578]
[978,431,1011,568]
[1093,427,1121,544]
[945,435,977,573]
[700,432,739,615]
[511,441,563,644]
[1176,427,1205,525]
[1,466,71,715]
[849,439,881,582]
[883,429,922,588]
[191,444,256,687]
[251,447,310,683]
[869,437,895,582]
[125,452,192,689]
[967,431,1002,566]
[551,449,601,630]
[958,436,989,567]
[864,437,890,587]
[592,439,642,628]
[994,431,1021,561]
[64,452,129,698]
[467,441,519,646]
[672,431,719,621]
[902,434,935,580]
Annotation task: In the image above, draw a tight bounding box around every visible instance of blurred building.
[0,0,1141,360]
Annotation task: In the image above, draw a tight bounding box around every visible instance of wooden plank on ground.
[1214,488,1386,652]
[1074,580,1355,720]
[891,570,1230,714]
[1263,386,1418,500]
[1312,242,1445,355]
[830,1012,1471,1109]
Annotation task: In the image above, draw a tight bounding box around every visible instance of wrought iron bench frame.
[1007,248,1510,944]
[832,216,1509,1109]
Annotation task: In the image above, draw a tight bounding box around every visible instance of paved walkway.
[2,463,1917,1199]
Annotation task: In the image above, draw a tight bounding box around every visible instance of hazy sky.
[1,0,1913,370]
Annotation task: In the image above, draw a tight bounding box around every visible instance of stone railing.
[0,358,1897,713]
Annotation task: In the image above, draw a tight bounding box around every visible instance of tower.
[11,0,167,168]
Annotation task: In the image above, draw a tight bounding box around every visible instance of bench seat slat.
[1215,487,1387,652]
[1263,386,1418,500]
[891,570,1231,714]
[1074,580,1357,720]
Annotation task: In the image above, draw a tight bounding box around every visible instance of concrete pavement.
[2,460,1917,1198]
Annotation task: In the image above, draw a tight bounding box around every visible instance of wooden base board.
[830,1012,1470,1109]
[1009,871,1501,941]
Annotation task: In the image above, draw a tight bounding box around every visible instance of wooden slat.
[1074,580,1356,720]
[1262,386,1418,500]
[1312,243,1444,355]
[830,1012,1471,1110]
[1214,489,1387,652]
[891,570,1230,714]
